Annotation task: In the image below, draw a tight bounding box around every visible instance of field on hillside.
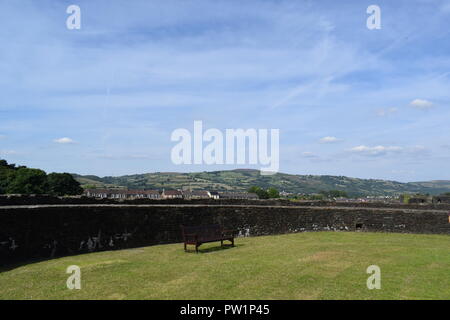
[1,232,449,300]
[72,169,450,196]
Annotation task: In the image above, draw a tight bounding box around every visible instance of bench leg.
[221,240,223,247]
[196,244,199,253]
[231,238,234,247]
[184,243,187,252]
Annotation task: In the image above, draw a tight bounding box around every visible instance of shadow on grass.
[0,256,53,273]
[184,243,244,254]
[0,244,153,273]
[0,243,243,271]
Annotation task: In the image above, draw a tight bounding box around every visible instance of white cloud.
[96,154,153,160]
[409,145,429,156]
[410,99,433,109]
[376,107,398,117]
[319,136,340,143]
[349,145,403,156]
[0,150,17,155]
[301,151,317,158]
[54,137,76,144]
[349,145,429,159]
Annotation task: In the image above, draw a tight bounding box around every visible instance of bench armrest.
[222,229,235,236]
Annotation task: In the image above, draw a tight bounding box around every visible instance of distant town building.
[182,190,211,199]
[218,192,259,200]
[162,189,183,199]
[279,191,293,197]
[84,189,110,199]
[209,191,220,199]
[84,188,259,200]
[126,190,161,199]
[84,189,161,199]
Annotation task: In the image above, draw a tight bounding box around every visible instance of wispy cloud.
[96,154,155,160]
[301,151,318,158]
[348,145,430,159]
[0,150,17,156]
[441,2,450,13]
[319,136,340,144]
[54,137,76,144]
[0,1,449,181]
[376,107,398,117]
[349,145,403,156]
[410,99,433,109]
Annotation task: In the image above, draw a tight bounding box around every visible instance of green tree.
[6,168,49,194]
[308,194,325,200]
[267,187,280,198]
[1,160,12,193]
[248,186,260,193]
[400,194,411,204]
[0,167,15,194]
[257,189,269,199]
[320,190,348,198]
[47,173,83,196]
[248,186,269,199]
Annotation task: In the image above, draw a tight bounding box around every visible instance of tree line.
[248,186,280,199]
[0,159,83,196]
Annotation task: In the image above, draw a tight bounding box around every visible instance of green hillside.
[73,169,450,197]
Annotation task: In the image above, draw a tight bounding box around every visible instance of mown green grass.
[1,232,449,300]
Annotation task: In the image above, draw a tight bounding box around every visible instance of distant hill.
[72,169,450,197]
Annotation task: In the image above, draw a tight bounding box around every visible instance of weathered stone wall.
[1,204,449,265]
[2,195,450,210]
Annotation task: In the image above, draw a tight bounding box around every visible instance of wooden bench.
[181,224,235,253]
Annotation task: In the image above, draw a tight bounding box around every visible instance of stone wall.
[1,204,449,265]
[2,194,450,210]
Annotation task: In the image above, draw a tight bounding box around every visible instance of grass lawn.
[0,232,449,300]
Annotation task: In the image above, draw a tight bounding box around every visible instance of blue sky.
[1,0,450,181]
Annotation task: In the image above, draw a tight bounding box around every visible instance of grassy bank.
[1,232,449,299]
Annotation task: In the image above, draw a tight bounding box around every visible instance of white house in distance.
[84,188,259,200]
[182,190,211,200]
[84,189,161,199]
[161,189,183,199]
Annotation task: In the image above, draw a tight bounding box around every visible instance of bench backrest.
[181,224,223,240]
